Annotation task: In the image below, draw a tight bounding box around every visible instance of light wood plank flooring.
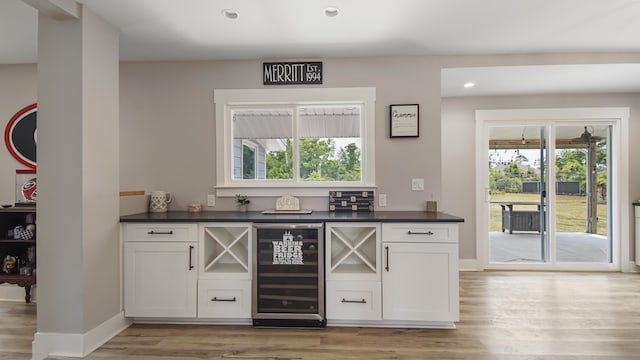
[2,271,640,359]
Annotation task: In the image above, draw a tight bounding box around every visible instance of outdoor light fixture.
[572,126,603,143]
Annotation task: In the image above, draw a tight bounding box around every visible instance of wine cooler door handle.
[188,245,194,270]
[147,230,174,235]
[385,245,389,272]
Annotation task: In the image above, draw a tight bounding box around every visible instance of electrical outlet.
[207,194,215,207]
[411,178,425,191]
[379,194,387,207]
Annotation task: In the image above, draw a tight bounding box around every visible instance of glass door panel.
[488,126,547,263]
[554,125,611,263]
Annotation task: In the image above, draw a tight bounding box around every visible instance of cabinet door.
[124,242,197,318]
[382,242,458,322]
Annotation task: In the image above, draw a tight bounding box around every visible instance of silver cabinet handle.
[212,297,237,302]
[341,298,366,304]
[147,230,174,235]
[407,231,434,235]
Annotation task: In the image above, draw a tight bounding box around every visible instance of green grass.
[489,193,608,236]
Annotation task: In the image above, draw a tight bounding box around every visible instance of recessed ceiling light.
[222,9,239,20]
[463,82,475,88]
[324,7,340,17]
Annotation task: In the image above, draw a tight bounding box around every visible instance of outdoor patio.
[489,231,610,263]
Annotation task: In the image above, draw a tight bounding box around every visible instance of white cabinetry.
[198,223,252,319]
[325,223,381,321]
[635,205,640,266]
[123,223,198,318]
[381,223,459,325]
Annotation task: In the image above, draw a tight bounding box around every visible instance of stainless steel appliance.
[252,223,325,327]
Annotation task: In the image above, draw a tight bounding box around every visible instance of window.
[215,88,376,197]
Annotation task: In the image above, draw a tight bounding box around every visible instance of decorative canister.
[188,203,203,213]
[149,191,172,212]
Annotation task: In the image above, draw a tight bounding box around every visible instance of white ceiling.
[2,0,640,96]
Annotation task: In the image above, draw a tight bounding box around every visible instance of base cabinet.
[123,224,198,318]
[382,242,458,322]
[198,223,252,319]
[198,279,251,318]
[122,221,459,327]
[326,280,381,321]
[381,223,459,323]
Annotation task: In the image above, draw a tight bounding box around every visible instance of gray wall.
[119,57,443,212]
[441,93,640,260]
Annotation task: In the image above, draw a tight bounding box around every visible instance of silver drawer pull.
[212,297,237,302]
[341,298,366,304]
[407,231,434,235]
[147,230,174,235]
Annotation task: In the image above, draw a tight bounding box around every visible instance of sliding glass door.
[486,122,612,268]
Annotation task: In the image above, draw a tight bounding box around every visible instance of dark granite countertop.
[120,210,464,223]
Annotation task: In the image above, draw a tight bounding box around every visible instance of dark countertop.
[120,210,464,223]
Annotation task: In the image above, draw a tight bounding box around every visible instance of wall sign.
[4,103,37,169]
[263,61,322,85]
[390,104,419,138]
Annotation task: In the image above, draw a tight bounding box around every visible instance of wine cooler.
[252,223,325,327]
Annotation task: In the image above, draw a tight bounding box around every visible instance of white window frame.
[214,87,376,197]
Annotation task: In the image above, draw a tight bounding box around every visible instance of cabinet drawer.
[326,280,381,321]
[382,223,456,243]
[198,279,251,318]
[124,223,197,242]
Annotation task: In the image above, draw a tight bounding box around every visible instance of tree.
[336,143,361,181]
[265,138,361,181]
[503,163,523,178]
[266,139,293,179]
[555,149,586,182]
[300,138,335,180]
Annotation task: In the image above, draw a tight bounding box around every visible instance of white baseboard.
[31,311,131,360]
[458,259,638,272]
[459,258,481,271]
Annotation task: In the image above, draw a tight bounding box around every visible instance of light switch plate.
[411,178,424,191]
[207,194,215,207]
[379,194,387,207]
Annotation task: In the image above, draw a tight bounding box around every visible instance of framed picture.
[15,169,36,206]
[390,104,419,137]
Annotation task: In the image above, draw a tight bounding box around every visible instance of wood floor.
[2,271,640,359]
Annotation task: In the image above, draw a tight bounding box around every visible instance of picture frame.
[15,169,36,207]
[390,104,419,137]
